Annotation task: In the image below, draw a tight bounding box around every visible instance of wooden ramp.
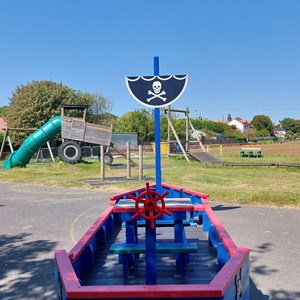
[189,150,222,164]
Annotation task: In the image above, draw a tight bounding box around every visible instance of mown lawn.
[1,153,299,208]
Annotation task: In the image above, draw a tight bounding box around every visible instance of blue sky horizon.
[1,1,299,124]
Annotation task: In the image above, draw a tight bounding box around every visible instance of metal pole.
[47,141,55,162]
[144,56,161,285]
[154,56,162,193]
[36,148,42,162]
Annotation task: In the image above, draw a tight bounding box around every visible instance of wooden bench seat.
[110,242,198,254]
[110,242,198,279]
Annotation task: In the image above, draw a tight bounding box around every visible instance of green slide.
[3,116,62,170]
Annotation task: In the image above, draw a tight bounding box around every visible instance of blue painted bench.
[110,242,198,278]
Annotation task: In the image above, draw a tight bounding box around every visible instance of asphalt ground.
[0,182,299,300]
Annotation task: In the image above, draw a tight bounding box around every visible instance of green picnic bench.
[240,147,262,158]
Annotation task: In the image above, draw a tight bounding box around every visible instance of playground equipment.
[3,116,62,170]
[164,107,221,164]
[59,104,113,164]
[2,105,113,170]
[54,182,250,299]
[59,116,112,164]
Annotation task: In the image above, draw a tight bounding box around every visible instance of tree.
[0,106,8,147]
[0,132,3,145]
[280,118,300,140]
[251,115,274,136]
[5,80,113,130]
[171,118,188,140]
[294,120,300,134]
[281,118,296,133]
[75,91,113,124]
[0,106,8,117]
[191,119,244,139]
[5,80,78,129]
[159,113,170,141]
[113,110,180,142]
[113,109,154,142]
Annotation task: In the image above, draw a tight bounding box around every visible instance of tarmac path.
[0,182,299,299]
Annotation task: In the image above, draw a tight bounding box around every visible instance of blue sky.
[1,0,300,124]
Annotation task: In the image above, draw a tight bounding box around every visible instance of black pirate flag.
[125,75,188,108]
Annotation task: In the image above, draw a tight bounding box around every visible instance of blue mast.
[154,56,162,193]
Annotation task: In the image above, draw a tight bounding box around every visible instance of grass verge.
[1,154,299,208]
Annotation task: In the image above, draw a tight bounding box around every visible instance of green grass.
[1,154,299,208]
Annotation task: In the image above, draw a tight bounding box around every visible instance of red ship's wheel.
[129,183,172,228]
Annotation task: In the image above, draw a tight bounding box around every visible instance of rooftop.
[0,117,7,131]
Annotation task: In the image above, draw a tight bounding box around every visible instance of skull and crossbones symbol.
[147,81,167,102]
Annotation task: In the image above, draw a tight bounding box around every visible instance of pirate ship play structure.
[54,58,250,299]
[54,182,249,299]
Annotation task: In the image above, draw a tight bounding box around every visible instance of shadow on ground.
[250,242,300,299]
[250,276,269,299]
[211,204,241,211]
[0,233,57,299]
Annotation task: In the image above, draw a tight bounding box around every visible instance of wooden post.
[126,142,131,178]
[165,113,190,163]
[83,108,87,121]
[7,135,14,153]
[100,145,105,180]
[139,144,143,180]
[0,128,8,160]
